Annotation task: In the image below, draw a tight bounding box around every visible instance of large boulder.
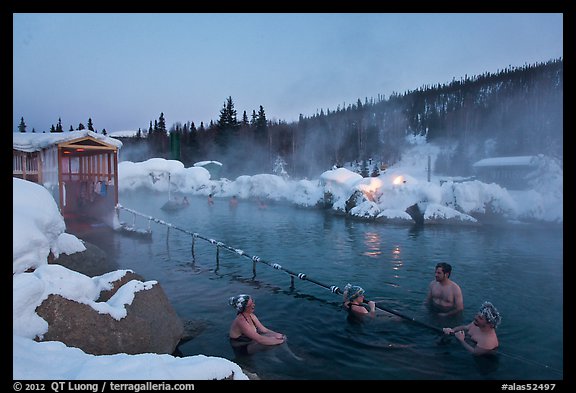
[50,241,118,277]
[35,271,184,355]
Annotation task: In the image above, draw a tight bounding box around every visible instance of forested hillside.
[26,58,562,179]
[289,58,562,177]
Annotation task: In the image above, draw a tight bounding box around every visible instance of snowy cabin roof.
[472,156,538,168]
[108,130,143,138]
[194,160,223,167]
[13,130,123,153]
[320,167,363,188]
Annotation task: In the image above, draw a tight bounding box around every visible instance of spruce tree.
[254,105,268,145]
[256,105,267,130]
[157,113,167,134]
[217,96,239,130]
[18,117,26,133]
[216,96,239,148]
[87,118,94,131]
[55,118,63,133]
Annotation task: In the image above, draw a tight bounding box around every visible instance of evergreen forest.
[17,58,563,179]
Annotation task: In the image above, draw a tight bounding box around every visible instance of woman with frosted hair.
[228,294,285,355]
[342,283,376,317]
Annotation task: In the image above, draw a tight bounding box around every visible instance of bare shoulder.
[451,280,463,291]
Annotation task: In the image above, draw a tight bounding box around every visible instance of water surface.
[81,192,563,381]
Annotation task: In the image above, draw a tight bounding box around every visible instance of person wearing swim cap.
[425,262,464,317]
[442,301,501,355]
[228,294,285,355]
[343,283,376,317]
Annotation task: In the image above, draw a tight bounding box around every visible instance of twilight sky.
[13,13,563,134]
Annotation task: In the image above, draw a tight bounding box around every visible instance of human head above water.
[436,262,452,277]
[343,283,365,302]
[229,294,251,313]
[479,301,502,328]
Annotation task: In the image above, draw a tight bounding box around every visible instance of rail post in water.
[252,256,260,277]
[216,244,220,270]
[191,234,196,262]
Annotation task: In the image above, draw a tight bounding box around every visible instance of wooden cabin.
[193,160,223,179]
[13,130,123,226]
[472,155,539,190]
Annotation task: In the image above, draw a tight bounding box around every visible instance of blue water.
[86,192,563,380]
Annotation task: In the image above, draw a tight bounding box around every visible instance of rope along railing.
[115,204,563,376]
[116,204,464,332]
[116,204,451,334]
[116,204,344,296]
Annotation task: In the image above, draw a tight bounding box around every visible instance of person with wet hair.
[343,283,376,317]
[229,195,238,208]
[228,294,285,355]
[442,301,501,355]
[425,262,464,317]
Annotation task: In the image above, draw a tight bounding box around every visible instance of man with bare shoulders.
[425,262,464,317]
[443,301,501,356]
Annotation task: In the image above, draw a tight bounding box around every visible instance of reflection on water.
[362,231,382,258]
[390,244,403,275]
[85,192,563,380]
